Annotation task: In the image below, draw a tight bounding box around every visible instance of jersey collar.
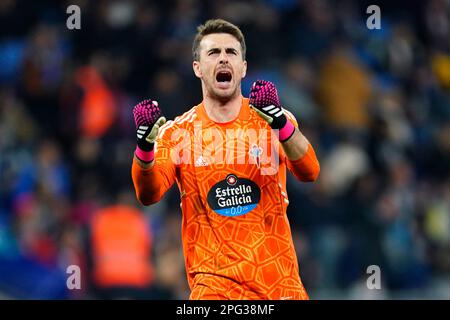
[196,97,251,126]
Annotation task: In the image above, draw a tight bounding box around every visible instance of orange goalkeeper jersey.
[132,97,320,300]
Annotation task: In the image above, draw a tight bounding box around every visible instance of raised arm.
[131,99,176,205]
[249,80,320,182]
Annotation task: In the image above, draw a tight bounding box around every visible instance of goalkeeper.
[131,19,320,300]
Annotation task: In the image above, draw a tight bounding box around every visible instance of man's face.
[193,33,247,101]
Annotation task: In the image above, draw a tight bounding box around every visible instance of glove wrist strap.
[279,120,295,142]
[135,146,154,163]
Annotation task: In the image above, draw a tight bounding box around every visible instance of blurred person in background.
[85,190,165,299]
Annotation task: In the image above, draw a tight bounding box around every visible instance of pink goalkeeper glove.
[132,99,166,163]
[249,80,296,142]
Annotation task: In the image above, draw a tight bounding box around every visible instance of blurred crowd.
[0,0,449,299]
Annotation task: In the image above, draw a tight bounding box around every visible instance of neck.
[203,91,242,123]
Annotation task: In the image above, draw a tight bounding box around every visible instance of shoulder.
[172,106,199,126]
[157,105,199,139]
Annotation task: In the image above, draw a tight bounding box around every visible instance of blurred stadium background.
[0,0,450,299]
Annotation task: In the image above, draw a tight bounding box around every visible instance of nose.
[219,50,228,64]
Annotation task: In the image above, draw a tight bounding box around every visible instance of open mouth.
[216,70,232,83]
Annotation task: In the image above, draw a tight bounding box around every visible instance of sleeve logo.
[207,174,261,217]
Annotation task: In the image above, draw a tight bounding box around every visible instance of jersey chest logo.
[206,174,261,217]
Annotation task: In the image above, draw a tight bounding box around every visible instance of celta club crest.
[249,144,263,168]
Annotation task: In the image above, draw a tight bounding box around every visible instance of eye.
[208,49,220,56]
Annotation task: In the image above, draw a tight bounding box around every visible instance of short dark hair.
[192,19,246,61]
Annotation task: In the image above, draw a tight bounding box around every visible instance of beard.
[205,80,241,103]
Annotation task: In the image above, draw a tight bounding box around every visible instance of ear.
[241,60,247,79]
[193,61,202,79]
